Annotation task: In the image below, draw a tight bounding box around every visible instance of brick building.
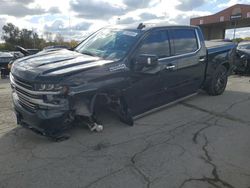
[190,4,250,40]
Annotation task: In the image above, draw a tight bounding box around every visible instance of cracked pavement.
[0,75,250,188]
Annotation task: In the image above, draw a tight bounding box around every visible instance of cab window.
[138,30,170,58]
[172,29,198,55]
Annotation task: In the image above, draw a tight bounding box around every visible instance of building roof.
[191,4,250,26]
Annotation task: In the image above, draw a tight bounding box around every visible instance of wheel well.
[221,62,230,70]
[92,92,122,112]
[92,93,129,114]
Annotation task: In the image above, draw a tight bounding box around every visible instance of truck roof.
[108,23,199,31]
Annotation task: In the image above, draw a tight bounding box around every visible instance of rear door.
[161,28,207,98]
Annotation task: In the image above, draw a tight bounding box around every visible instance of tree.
[19,29,33,48]
[233,38,243,43]
[1,22,80,51]
[1,23,47,50]
[1,23,20,50]
[44,31,53,42]
[244,37,250,41]
[0,43,6,51]
[54,33,64,44]
[69,40,79,48]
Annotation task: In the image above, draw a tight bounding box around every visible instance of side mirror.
[135,54,158,69]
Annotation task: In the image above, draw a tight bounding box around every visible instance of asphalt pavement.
[0,75,250,188]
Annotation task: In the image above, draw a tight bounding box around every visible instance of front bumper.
[12,92,72,136]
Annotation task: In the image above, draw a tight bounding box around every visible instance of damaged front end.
[10,73,75,139]
[10,73,131,140]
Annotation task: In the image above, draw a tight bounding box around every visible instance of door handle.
[165,65,176,70]
[199,57,206,62]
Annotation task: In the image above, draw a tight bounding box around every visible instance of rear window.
[173,29,198,55]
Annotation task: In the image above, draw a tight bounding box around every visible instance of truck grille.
[13,77,33,90]
[10,74,63,112]
[10,75,37,112]
[17,92,37,112]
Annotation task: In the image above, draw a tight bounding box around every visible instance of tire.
[246,60,250,74]
[118,97,134,126]
[206,65,228,96]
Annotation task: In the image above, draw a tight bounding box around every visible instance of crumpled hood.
[11,49,114,81]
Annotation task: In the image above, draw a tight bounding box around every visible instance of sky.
[0,0,250,42]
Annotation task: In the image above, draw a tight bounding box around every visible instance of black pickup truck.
[10,24,236,139]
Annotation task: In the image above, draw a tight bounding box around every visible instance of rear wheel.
[206,65,228,96]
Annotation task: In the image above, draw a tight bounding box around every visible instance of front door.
[124,29,173,116]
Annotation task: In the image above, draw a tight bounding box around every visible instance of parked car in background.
[237,41,250,50]
[0,51,15,78]
[10,24,236,140]
[1,46,39,78]
[235,42,250,74]
[0,51,14,67]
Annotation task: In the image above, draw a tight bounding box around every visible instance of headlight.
[35,83,63,91]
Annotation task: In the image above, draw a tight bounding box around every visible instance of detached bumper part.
[88,122,103,132]
[92,124,103,131]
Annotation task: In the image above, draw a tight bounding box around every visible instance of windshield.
[75,28,141,60]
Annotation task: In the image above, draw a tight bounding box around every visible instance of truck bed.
[205,41,236,54]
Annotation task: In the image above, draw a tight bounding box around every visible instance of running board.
[133,93,198,120]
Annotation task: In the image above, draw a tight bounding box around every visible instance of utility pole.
[68,13,71,41]
[233,21,237,40]
[32,28,35,48]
